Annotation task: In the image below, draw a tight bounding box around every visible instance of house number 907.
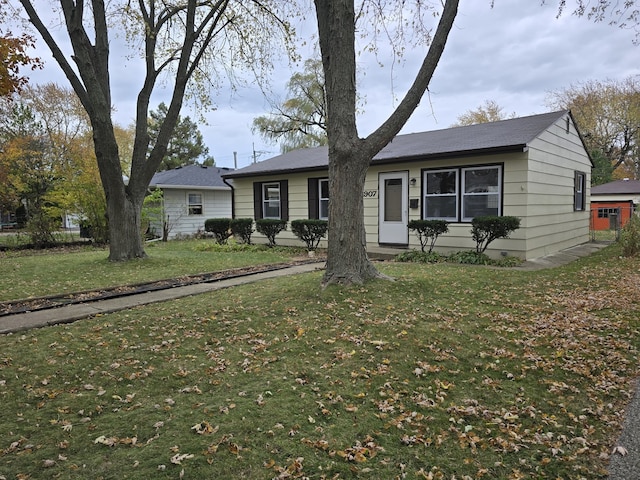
[363,190,377,198]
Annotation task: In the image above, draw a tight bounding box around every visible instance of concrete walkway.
[0,243,611,335]
[0,262,326,335]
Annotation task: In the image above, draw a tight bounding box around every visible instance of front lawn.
[0,244,638,478]
[0,240,306,301]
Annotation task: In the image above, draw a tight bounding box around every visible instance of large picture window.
[187,192,203,215]
[423,165,502,222]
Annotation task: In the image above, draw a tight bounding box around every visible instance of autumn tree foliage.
[16,0,296,261]
[546,76,640,180]
[451,100,516,127]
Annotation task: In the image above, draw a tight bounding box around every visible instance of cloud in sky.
[18,1,640,169]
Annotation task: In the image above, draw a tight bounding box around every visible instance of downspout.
[222,177,235,219]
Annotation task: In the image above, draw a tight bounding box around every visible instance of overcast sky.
[18,1,640,169]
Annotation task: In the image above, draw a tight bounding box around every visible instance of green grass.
[0,243,639,478]
[0,240,306,301]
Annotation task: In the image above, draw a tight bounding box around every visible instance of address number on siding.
[363,190,377,198]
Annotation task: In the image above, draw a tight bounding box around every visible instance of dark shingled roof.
[150,164,233,189]
[591,179,640,195]
[224,110,570,179]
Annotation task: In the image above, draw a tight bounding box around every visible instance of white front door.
[378,171,408,245]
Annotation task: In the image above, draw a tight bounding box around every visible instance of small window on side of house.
[574,171,586,211]
[188,192,203,215]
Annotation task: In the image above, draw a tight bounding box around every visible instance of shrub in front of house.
[255,219,287,247]
[408,219,449,253]
[395,250,445,264]
[447,250,492,265]
[620,214,640,257]
[291,219,328,251]
[204,218,232,244]
[471,215,521,253]
[230,218,254,244]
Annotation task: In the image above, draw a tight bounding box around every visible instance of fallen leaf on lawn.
[170,453,194,465]
[612,445,628,456]
[191,421,218,435]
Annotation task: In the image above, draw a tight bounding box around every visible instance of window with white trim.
[423,165,502,222]
[187,192,203,215]
[423,169,458,221]
[574,171,586,211]
[319,178,329,220]
[461,166,501,221]
[262,182,281,219]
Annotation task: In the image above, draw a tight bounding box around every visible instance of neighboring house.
[149,164,233,239]
[590,178,640,231]
[223,110,593,260]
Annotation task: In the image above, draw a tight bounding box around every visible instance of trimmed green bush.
[395,250,444,263]
[471,215,521,253]
[620,214,640,257]
[408,219,449,253]
[230,218,254,244]
[255,219,287,247]
[204,218,232,244]
[291,219,328,251]
[447,250,492,265]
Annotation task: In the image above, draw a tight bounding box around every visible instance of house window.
[319,179,329,220]
[423,169,458,221]
[307,177,329,220]
[262,183,281,219]
[574,171,586,211]
[461,166,501,221]
[253,180,289,220]
[598,207,619,218]
[188,192,203,215]
[423,165,502,222]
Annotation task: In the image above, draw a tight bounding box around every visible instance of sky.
[15,1,640,170]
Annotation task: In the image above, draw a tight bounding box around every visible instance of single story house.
[590,178,640,230]
[223,110,593,260]
[148,164,233,239]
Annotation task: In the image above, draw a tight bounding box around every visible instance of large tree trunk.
[323,148,382,285]
[106,191,146,261]
[315,0,459,285]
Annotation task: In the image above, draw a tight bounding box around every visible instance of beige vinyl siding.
[366,154,529,257]
[161,188,232,239]
[523,116,591,258]
[230,173,324,248]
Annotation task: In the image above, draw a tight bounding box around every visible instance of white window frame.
[423,168,459,221]
[262,182,281,219]
[319,178,329,220]
[574,171,586,211]
[461,165,502,221]
[187,192,203,215]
